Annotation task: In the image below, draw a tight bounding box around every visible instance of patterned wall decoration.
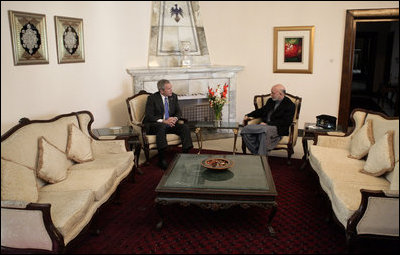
[8,10,49,65]
[54,16,85,64]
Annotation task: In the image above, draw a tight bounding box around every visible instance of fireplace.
[126,66,243,122]
[127,2,243,122]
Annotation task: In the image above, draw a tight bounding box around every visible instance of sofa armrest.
[91,139,128,155]
[1,201,64,253]
[347,189,399,238]
[314,133,352,150]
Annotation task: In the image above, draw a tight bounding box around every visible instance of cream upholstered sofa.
[1,111,135,253]
[308,108,399,246]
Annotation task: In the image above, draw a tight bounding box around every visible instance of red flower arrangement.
[207,83,229,120]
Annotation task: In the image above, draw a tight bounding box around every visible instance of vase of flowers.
[207,83,229,124]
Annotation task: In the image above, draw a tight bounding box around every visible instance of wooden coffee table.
[155,154,278,236]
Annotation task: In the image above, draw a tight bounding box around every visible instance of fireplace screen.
[181,101,215,121]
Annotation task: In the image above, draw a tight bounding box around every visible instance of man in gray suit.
[241,84,295,156]
[143,79,193,169]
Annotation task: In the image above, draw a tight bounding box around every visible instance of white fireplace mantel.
[126,65,243,76]
[126,65,243,122]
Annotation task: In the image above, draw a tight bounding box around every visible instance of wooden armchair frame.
[126,90,183,165]
[242,93,302,164]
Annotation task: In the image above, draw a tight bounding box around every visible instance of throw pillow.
[348,119,375,159]
[1,157,39,202]
[66,123,94,163]
[37,137,73,183]
[360,130,395,176]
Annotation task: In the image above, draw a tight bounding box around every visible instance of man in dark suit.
[143,79,193,169]
[241,84,295,155]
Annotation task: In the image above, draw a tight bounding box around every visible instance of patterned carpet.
[68,149,398,254]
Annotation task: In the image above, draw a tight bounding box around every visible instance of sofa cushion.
[39,168,117,201]
[366,115,399,162]
[66,124,94,163]
[348,119,374,159]
[309,146,389,189]
[37,137,73,184]
[38,190,95,238]
[69,152,133,177]
[0,116,79,171]
[361,131,395,177]
[1,158,39,203]
[330,181,390,227]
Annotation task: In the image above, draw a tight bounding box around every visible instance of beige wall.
[1,1,398,135]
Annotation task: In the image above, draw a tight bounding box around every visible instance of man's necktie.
[164,97,169,119]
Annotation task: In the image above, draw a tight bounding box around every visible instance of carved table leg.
[233,128,238,154]
[300,137,311,170]
[155,202,164,230]
[195,127,202,154]
[267,202,278,237]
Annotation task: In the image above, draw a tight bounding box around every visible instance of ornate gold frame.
[273,26,315,74]
[8,10,49,65]
[55,16,85,64]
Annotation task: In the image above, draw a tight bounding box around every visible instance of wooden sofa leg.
[345,231,356,254]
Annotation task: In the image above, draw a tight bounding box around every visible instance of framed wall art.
[55,16,85,64]
[8,10,49,65]
[273,26,315,74]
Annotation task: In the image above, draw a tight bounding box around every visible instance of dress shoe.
[182,146,193,153]
[157,159,168,170]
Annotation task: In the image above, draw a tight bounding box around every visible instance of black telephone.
[316,114,337,130]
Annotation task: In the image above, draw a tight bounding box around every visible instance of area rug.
[68,149,397,254]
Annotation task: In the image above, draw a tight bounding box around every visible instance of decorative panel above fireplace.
[149,1,210,67]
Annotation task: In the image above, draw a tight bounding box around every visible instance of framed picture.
[55,16,85,63]
[273,26,315,74]
[8,10,49,65]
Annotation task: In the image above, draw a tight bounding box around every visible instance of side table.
[92,126,142,174]
[300,122,344,169]
[187,121,240,154]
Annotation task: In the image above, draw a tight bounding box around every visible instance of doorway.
[338,9,399,131]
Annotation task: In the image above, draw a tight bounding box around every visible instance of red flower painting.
[284,38,303,62]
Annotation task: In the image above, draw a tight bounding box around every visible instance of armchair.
[242,93,302,164]
[126,90,183,165]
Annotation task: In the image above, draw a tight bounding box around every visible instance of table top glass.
[304,122,342,133]
[93,126,135,137]
[187,121,240,129]
[156,154,276,194]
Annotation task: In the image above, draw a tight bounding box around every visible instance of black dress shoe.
[157,159,168,170]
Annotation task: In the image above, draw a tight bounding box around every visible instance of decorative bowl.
[201,158,234,170]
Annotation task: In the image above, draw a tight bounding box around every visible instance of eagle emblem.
[170,4,183,23]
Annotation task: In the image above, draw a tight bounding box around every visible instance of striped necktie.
[164,97,169,119]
